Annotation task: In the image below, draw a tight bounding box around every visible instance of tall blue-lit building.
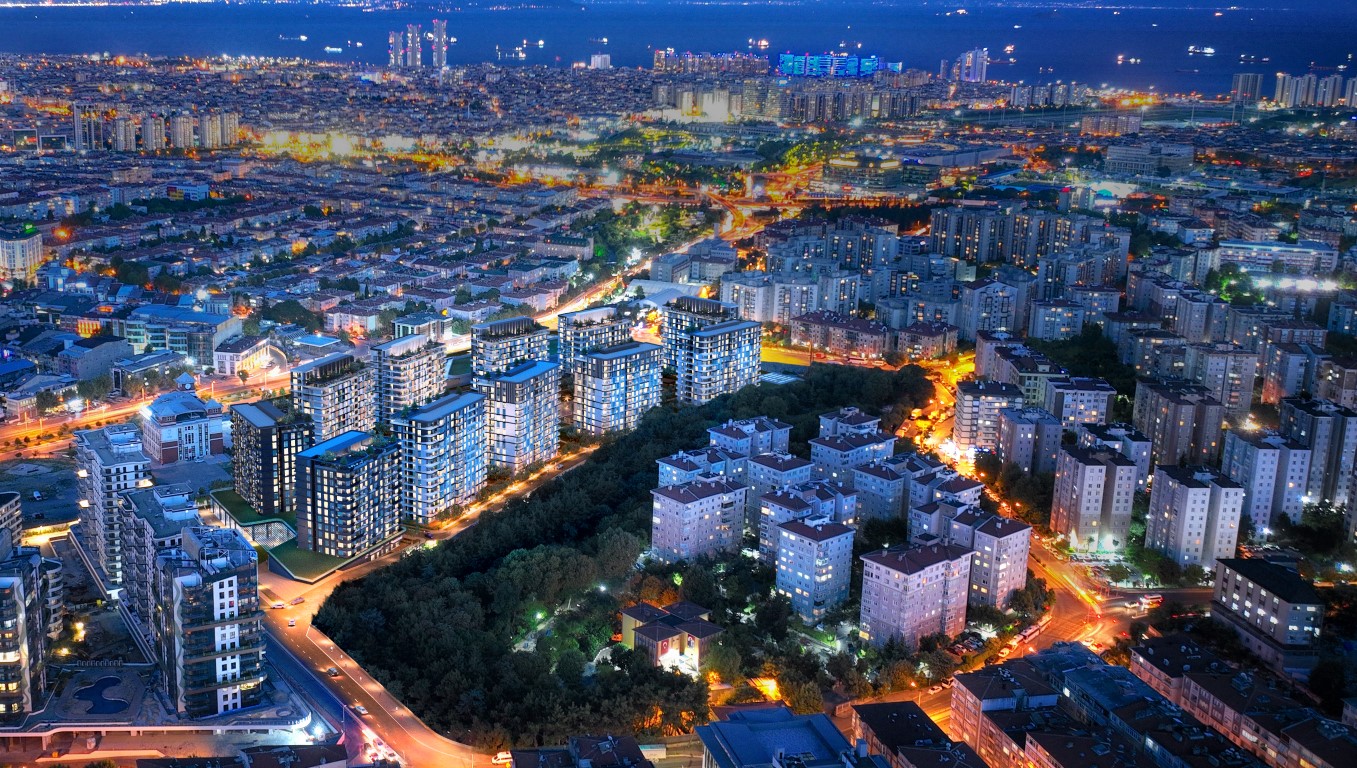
[777,53,880,78]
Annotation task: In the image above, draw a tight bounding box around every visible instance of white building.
[1042,377,1116,430]
[948,512,1031,609]
[0,225,44,283]
[708,416,792,456]
[775,519,854,624]
[758,481,857,561]
[1077,423,1153,490]
[1027,300,1087,341]
[557,307,633,376]
[573,341,662,435]
[860,544,973,648]
[1219,431,1311,532]
[1146,466,1244,568]
[391,392,488,525]
[75,424,151,587]
[1278,397,1357,509]
[676,319,762,405]
[290,352,375,442]
[650,478,748,564]
[371,334,445,424]
[996,408,1062,474]
[1051,446,1138,553]
[954,381,1024,453]
[1183,343,1259,416]
[1213,240,1339,275]
[472,317,551,377]
[475,360,561,474]
[140,388,224,465]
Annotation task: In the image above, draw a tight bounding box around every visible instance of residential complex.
[1051,446,1138,553]
[296,431,403,559]
[859,543,973,648]
[289,352,375,442]
[572,341,662,435]
[774,519,854,624]
[475,360,561,473]
[1145,465,1244,567]
[391,392,488,524]
[650,478,748,564]
[371,333,446,423]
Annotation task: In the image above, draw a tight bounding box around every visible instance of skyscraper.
[661,297,759,404]
[370,334,445,424]
[169,113,195,149]
[475,361,561,473]
[1231,73,1264,103]
[405,24,422,68]
[141,114,166,151]
[111,116,137,151]
[72,102,103,151]
[431,19,448,68]
[958,48,989,83]
[388,30,402,67]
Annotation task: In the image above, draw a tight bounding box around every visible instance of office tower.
[141,114,166,151]
[391,392,487,525]
[859,543,973,648]
[557,306,633,376]
[230,400,313,519]
[775,519,853,624]
[111,116,137,151]
[1132,380,1225,466]
[957,48,989,82]
[290,352,374,442]
[154,527,264,718]
[996,407,1062,475]
[1220,431,1311,532]
[1145,466,1244,568]
[475,361,561,473]
[388,30,402,67]
[650,478,748,564]
[573,341,662,436]
[1051,446,1138,553]
[1278,397,1357,508]
[471,317,550,377]
[948,514,1031,609]
[75,424,151,587]
[119,484,202,628]
[953,381,1024,454]
[71,102,103,151]
[0,542,62,723]
[297,431,402,559]
[431,19,448,68]
[0,225,45,283]
[405,24,422,67]
[169,113,195,149]
[1231,73,1264,103]
[370,334,445,424]
[140,388,225,464]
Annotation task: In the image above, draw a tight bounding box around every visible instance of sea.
[1,2,1355,96]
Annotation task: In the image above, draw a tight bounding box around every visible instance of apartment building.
[860,543,973,648]
[154,527,265,718]
[707,416,792,455]
[289,352,375,442]
[573,341,662,436]
[1077,423,1153,490]
[391,392,488,525]
[119,484,204,626]
[1146,466,1244,567]
[997,407,1063,474]
[1132,380,1226,466]
[748,453,814,517]
[371,333,445,423]
[1278,397,1357,508]
[229,399,313,519]
[75,424,151,587]
[470,316,551,377]
[1212,558,1323,676]
[673,318,762,405]
[757,481,857,561]
[775,519,854,624]
[1052,446,1139,553]
[0,543,62,722]
[650,478,748,564]
[949,512,1031,608]
[1219,431,1311,531]
[296,431,402,559]
[657,447,747,488]
[556,306,633,376]
[954,381,1024,453]
[475,360,561,474]
[1183,343,1259,416]
[1043,377,1117,430]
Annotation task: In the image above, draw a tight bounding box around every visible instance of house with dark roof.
[618,601,723,673]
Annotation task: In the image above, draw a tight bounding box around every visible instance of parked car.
[493,752,513,765]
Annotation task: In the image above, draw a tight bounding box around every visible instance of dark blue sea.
[2,2,1355,95]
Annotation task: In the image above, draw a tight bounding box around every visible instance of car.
[272,602,285,609]
[290,597,305,605]
[354,705,369,716]
[326,667,340,677]
[288,618,297,628]
[1079,639,1095,648]
[942,678,955,689]
[424,531,435,539]
[492,752,513,765]
[927,684,943,694]
[997,647,1012,658]
[31,491,42,502]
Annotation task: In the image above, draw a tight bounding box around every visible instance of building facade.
[229,400,313,519]
[289,352,375,442]
[391,392,488,525]
[296,431,402,559]
[573,341,662,435]
[860,543,973,648]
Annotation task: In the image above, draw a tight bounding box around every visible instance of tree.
[238,370,250,384]
[702,643,742,686]
[1105,564,1132,584]
[75,375,112,403]
[34,390,60,415]
[783,680,824,715]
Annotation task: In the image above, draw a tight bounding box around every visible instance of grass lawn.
[267,540,349,583]
[211,488,297,531]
